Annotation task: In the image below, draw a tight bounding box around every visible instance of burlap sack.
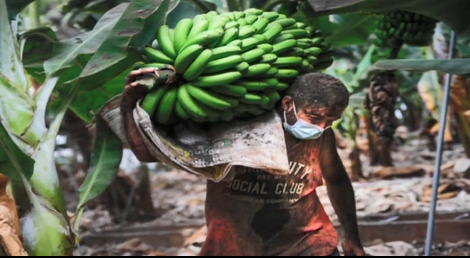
[98,94,290,182]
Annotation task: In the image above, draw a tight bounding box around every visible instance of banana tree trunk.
[348,144,363,181]
[360,114,380,166]
[377,138,394,167]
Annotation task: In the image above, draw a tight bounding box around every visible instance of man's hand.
[121,67,171,162]
[342,239,366,256]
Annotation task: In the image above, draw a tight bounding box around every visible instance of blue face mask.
[283,102,329,140]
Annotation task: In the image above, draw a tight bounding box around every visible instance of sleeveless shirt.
[201,136,339,256]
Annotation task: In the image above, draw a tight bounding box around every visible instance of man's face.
[281,96,345,129]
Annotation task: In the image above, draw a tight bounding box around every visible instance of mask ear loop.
[292,102,299,119]
[283,101,299,123]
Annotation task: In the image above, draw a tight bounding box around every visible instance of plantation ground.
[57,134,470,256]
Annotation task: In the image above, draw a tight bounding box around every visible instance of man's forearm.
[326,178,361,245]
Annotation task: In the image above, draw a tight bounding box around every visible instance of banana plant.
[325,44,377,177]
[1,0,175,255]
[1,0,75,254]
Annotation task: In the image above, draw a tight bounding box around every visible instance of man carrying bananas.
[121,69,365,256]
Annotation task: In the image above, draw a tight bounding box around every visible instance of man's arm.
[121,68,160,162]
[319,129,364,255]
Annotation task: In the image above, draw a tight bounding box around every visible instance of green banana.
[155,87,177,124]
[241,37,261,52]
[263,23,283,42]
[224,21,239,29]
[235,62,250,74]
[260,11,279,22]
[177,84,207,119]
[273,56,303,68]
[245,64,272,77]
[140,85,168,116]
[263,77,279,88]
[138,10,334,123]
[219,27,239,47]
[277,14,287,20]
[259,53,278,64]
[245,15,258,24]
[211,45,242,60]
[156,25,177,59]
[253,34,268,44]
[238,80,270,91]
[241,48,266,63]
[307,56,318,63]
[295,22,306,29]
[174,44,204,74]
[244,8,263,16]
[310,37,323,46]
[207,91,239,107]
[210,84,247,97]
[264,89,281,104]
[186,84,232,110]
[175,100,190,120]
[209,15,231,30]
[252,17,270,32]
[192,71,242,88]
[257,43,273,53]
[233,11,245,20]
[180,29,224,52]
[143,47,174,64]
[281,29,309,38]
[259,95,271,108]
[265,67,278,76]
[227,39,242,47]
[220,12,235,20]
[275,69,299,79]
[239,93,263,105]
[275,81,289,91]
[203,55,244,74]
[272,39,297,55]
[193,100,222,121]
[187,18,210,40]
[237,18,248,26]
[183,49,213,81]
[272,33,294,44]
[273,18,296,28]
[305,46,323,56]
[238,25,256,39]
[296,41,310,49]
[173,18,193,54]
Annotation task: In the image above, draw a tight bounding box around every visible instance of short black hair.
[283,72,350,110]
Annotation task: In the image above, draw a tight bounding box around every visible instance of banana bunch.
[375,10,438,48]
[138,8,332,124]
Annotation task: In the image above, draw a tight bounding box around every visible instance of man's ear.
[281,96,293,112]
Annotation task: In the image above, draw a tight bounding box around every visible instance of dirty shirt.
[201,137,339,256]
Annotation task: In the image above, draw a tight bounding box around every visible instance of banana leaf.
[74,115,123,231]
[5,0,34,19]
[374,59,470,77]
[307,0,470,37]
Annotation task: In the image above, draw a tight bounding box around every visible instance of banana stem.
[389,43,402,59]
[262,0,283,11]
[189,0,211,13]
[226,0,242,12]
[28,0,40,29]
[242,0,250,10]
